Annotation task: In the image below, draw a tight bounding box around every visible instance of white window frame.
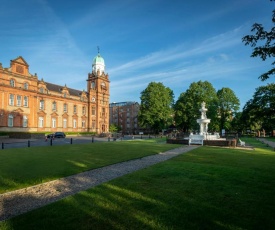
[23,116,28,127]
[52,118,56,128]
[40,100,44,110]
[63,119,67,128]
[52,101,57,111]
[24,82,29,90]
[73,119,77,128]
[9,94,14,106]
[10,79,15,87]
[24,96,28,107]
[17,95,22,106]
[38,117,44,128]
[8,114,13,127]
[63,104,67,112]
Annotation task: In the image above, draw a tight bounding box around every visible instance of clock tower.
[87,51,110,134]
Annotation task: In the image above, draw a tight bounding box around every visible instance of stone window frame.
[10,79,15,87]
[9,94,14,106]
[39,100,45,110]
[8,114,13,127]
[17,95,22,106]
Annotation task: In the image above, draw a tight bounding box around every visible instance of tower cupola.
[92,50,105,75]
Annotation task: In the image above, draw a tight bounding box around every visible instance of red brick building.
[0,53,110,133]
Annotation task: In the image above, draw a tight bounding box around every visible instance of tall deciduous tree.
[174,81,218,132]
[241,83,275,133]
[138,82,174,133]
[242,0,275,81]
[217,87,240,132]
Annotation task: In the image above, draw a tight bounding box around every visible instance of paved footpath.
[0,145,198,222]
[256,137,275,148]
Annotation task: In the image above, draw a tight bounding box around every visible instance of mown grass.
[1,138,275,229]
[0,139,180,193]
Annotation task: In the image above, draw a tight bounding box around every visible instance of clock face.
[92,97,95,102]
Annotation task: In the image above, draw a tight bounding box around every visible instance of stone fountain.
[197,101,211,136]
[189,102,219,145]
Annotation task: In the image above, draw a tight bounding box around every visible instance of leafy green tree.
[240,99,262,133]
[109,123,118,133]
[230,112,243,132]
[241,83,275,133]
[217,87,240,132]
[174,81,218,132]
[242,1,275,81]
[138,82,174,133]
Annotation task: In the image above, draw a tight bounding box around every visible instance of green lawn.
[1,138,275,229]
[0,139,181,193]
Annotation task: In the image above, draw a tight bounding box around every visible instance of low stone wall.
[166,139,189,145]
[166,138,236,147]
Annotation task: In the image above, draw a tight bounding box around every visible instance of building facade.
[0,53,110,133]
[109,101,140,134]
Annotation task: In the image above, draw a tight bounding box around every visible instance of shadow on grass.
[1,146,275,229]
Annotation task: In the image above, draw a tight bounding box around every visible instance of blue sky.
[0,0,274,109]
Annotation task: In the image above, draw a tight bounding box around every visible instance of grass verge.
[1,138,275,229]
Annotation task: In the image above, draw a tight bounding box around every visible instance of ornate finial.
[97,46,100,54]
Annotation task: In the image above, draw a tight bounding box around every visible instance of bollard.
[141,135,142,139]
[50,138,53,146]
[28,140,30,147]
[70,138,73,144]
[108,137,110,142]
[92,137,94,143]
[2,142,4,149]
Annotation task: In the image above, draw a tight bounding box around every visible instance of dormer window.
[64,93,66,98]
[10,79,15,87]
[39,87,44,93]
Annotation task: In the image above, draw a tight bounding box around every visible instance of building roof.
[45,82,85,97]
[93,54,105,65]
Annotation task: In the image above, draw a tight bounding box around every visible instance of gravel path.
[0,145,198,222]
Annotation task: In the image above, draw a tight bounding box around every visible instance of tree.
[242,1,275,81]
[216,87,240,132]
[109,123,118,133]
[241,83,275,133]
[138,82,174,133]
[174,81,218,132]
